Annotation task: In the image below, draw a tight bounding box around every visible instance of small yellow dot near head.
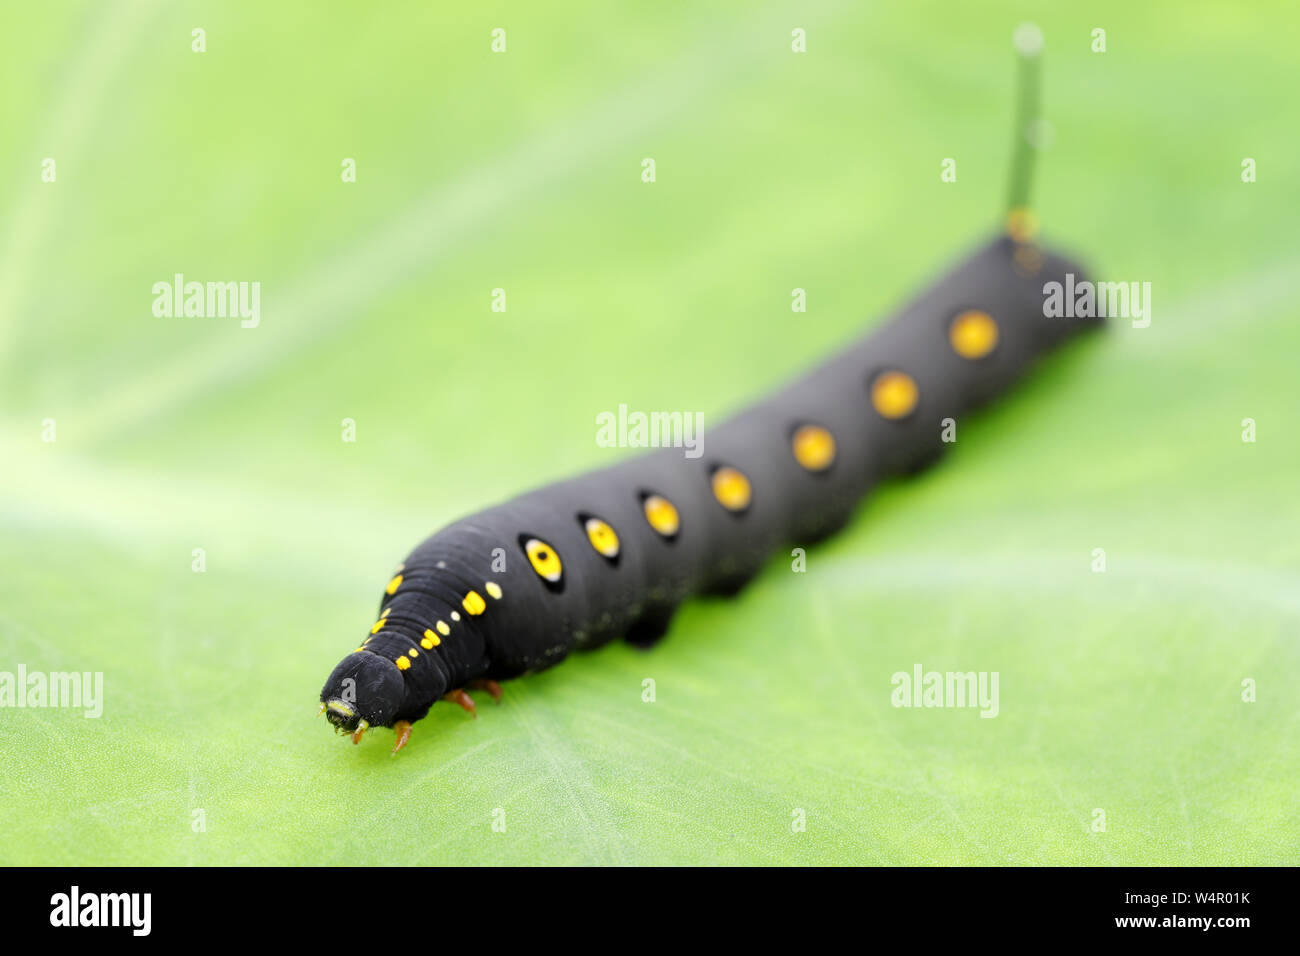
[435,621,450,636]
[463,591,487,615]
[949,309,1000,360]
[643,494,680,537]
[354,647,365,653]
[381,607,391,618]
[485,581,503,600]
[711,467,752,512]
[792,424,836,472]
[385,574,403,596]
[450,611,461,622]
[1006,206,1039,243]
[870,370,919,420]
[395,655,410,671]
[423,628,441,647]
[370,619,387,634]
[408,647,418,657]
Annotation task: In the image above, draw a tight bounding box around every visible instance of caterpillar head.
[319,652,405,736]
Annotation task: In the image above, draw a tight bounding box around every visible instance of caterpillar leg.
[391,720,413,756]
[624,606,676,648]
[470,679,503,702]
[444,688,477,716]
[892,440,948,477]
[704,567,761,598]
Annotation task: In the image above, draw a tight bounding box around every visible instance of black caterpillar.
[319,25,1103,753]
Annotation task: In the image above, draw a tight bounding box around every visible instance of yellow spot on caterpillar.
[462,590,487,615]
[385,574,403,595]
[408,647,418,657]
[1006,206,1038,243]
[642,494,680,537]
[792,424,836,472]
[420,637,434,650]
[450,611,461,621]
[395,655,410,671]
[423,628,440,646]
[354,647,364,653]
[485,581,503,599]
[370,619,387,634]
[870,370,919,420]
[949,309,999,360]
[524,538,563,582]
[583,517,620,558]
[436,621,450,636]
[326,700,355,718]
[381,607,391,618]
[711,466,752,512]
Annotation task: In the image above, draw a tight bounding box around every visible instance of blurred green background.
[1,0,1296,865]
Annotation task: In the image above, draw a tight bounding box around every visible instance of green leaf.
[1,1,1296,865]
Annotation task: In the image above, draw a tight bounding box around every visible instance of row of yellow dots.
[387,305,1001,610]
[363,576,504,670]
[871,309,1001,420]
[643,309,1003,532]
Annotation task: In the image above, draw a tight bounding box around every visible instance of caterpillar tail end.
[1005,207,1038,244]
